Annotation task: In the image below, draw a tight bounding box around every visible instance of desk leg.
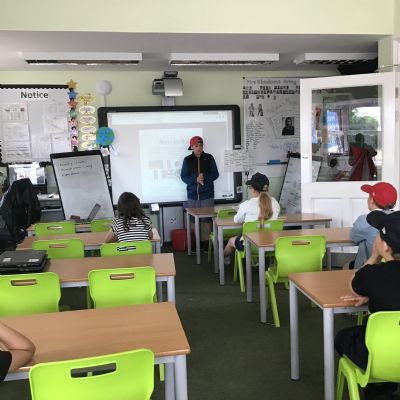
[174,355,188,400]
[259,248,267,323]
[156,242,161,253]
[195,216,201,265]
[165,362,175,400]
[218,226,225,285]
[289,282,299,380]
[323,308,335,400]
[157,282,163,302]
[167,276,176,302]
[213,219,218,273]
[245,238,252,302]
[326,248,332,270]
[186,211,191,256]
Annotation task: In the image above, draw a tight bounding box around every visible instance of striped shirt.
[111,216,152,242]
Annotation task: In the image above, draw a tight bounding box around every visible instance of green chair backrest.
[243,219,284,255]
[0,272,60,316]
[29,348,154,400]
[360,311,400,385]
[32,238,85,259]
[88,267,156,308]
[90,219,113,233]
[274,235,326,278]
[100,241,152,257]
[35,222,76,236]
[216,208,237,218]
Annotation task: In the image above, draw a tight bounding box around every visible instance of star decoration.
[68,99,77,108]
[67,79,77,89]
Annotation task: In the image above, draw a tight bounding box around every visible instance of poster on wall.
[243,78,300,169]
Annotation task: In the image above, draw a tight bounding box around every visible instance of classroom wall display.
[51,150,114,220]
[243,78,300,168]
[279,155,321,214]
[98,105,242,205]
[0,85,72,163]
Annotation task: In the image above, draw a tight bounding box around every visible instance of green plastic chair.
[32,238,85,259]
[88,267,156,308]
[29,348,154,400]
[34,221,76,236]
[0,272,60,316]
[90,219,113,233]
[265,235,326,327]
[208,209,242,262]
[336,311,400,400]
[234,219,284,293]
[100,241,152,257]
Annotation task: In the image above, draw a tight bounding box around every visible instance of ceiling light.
[293,52,376,65]
[21,52,142,66]
[170,53,279,66]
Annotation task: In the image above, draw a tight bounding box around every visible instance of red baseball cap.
[361,182,398,208]
[188,136,203,150]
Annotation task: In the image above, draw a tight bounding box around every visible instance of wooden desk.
[18,228,161,253]
[47,253,176,302]
[215,213,332,284]
[288,270,368,400]
[244,227,353,323]
[3,302,190,400]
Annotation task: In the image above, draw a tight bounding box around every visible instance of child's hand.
[340,294,369,307]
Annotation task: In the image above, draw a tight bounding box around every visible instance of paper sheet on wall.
[224,150,251,172]
[1,103,28,122]
[243,78,300,178]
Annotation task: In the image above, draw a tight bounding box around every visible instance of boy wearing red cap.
[350,182,397,268]
[181,136,219,249]
[181,136,219,205]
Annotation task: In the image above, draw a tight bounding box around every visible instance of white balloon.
[96,80,112,96]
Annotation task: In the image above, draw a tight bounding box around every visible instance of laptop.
[0,250,48,274]
[71,203,101,224]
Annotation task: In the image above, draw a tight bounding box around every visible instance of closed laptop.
[0,250,48,274]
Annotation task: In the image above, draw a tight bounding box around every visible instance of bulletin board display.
[0,84,71,163]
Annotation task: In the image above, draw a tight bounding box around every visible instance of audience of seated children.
[350,182,397,268]
[105,192,153,243]
[336,210,400,399]
[0,321,35,383]
[223,173,280,262]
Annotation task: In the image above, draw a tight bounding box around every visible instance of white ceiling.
[0,31,386,72]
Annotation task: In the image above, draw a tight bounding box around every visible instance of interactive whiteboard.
[98,106,242,205]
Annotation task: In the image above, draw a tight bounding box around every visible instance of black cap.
[245,173,269,192]
[367,210,400,253]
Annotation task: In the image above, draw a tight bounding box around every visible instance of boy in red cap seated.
[350,182,397,268]
[181,136,219,250]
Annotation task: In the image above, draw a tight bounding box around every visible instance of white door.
[300,72,397,228]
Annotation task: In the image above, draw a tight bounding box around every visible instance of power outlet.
[169,217,178,225]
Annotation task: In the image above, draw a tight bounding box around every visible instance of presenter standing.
[181,136,219,250]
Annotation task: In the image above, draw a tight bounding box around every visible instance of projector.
[152,71,183,97]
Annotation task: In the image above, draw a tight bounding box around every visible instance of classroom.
[0,1,400,399]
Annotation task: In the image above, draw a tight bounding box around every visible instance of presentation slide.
[103,107,239,204]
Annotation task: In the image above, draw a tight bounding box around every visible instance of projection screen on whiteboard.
[98,106,242,205]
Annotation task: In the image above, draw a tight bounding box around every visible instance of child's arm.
[104,229,117,243]
[0,321,35,371]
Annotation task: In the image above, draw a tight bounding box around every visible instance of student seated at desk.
[105,192,153,243]
[335,211,400,399]
[223,173,280,262]
[0,321,35,383]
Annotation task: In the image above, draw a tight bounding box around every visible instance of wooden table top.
[245,227,352,248]
[17,228,160,250]
[47,253,176,283]
[215,213,332,227]
[288,269,357,308]
[1,302,190,372]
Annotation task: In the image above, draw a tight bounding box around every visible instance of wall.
[0,0,394,35]
[0,68,336,197]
